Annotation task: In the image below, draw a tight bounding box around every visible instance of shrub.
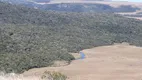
[41,71,67,80]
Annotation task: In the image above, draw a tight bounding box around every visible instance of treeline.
[1,2,142,73]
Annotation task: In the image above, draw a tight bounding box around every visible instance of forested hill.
[1,2,142,73]
[33,3,140,13]
[0,0,140,13]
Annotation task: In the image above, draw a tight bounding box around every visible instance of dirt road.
[23,43,142,80]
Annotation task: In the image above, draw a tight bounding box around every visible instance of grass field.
[22,43,142,80]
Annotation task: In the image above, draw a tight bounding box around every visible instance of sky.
[112,0,142,2]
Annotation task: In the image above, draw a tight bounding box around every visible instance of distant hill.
[0,0,141,13]
[1,1,142,73]
[34,0,50,3]
[32,3,140,12]
[0,0,28,4]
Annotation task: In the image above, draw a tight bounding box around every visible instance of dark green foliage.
[0,52,74,73]
[1,2,142,73]
[36,3,114,12]
[114,5,140,12]
[0,0,29,4]
[37,4,140,12]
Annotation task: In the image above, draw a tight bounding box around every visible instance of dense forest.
[34,4,140,12]
[1,2,142,73]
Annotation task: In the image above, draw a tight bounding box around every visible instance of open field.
[47,1,142,8]
[36,0,142,20]
[36,0,142,9]
[126,17,142,20]
[21,43,142,80]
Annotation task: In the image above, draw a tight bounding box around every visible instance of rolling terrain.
[42,1,142,20]
[22,43,142,80]
[1,1,142,80]
[1,0,142,12]
[1,43,142,80]
[1,0,142,20]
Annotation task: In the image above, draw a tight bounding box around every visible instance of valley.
[1,1,142,80]
[21,43,142,80]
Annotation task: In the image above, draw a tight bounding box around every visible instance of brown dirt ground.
[48,1,142,8]
[128,17,142,20]
[23,43,142,80]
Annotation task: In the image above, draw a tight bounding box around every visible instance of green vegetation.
[1,2,142,73]
[36,4,140,13]
[41,71,67,80]
[0,0,140,13]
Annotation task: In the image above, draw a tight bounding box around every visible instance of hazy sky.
[112,0,142,2]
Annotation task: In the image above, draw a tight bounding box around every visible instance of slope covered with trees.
[0,0,140,13]
[1,2,142,73]
[35,3,140,13]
